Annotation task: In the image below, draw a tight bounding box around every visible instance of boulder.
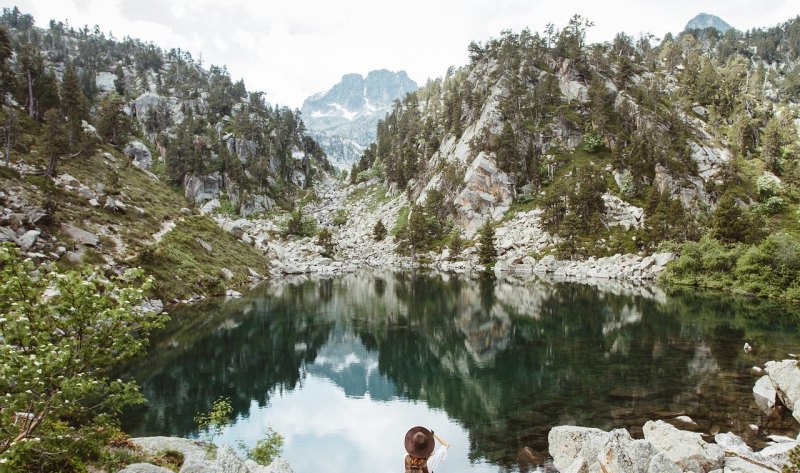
[0,226,16,242]
[764,360,800,423]
[214,444,249,473]
[116,464,173,473]
[15,229,40,251]
[104,196,127,212]
[758,441,799,468]
[184,172,221,203]
[61,224,99,246]
[642,420,725,472]
[722,456,778,473]
[262,458,294,473]
[200,199,221,215]
[124,141,153,170]
[240,194,275,217]
[221,268,235,280]
[596,429,656,473]
[131,437,208,468]
[225,289,242,299]
[647,453,682,473]
[753,375,779,415]
[196,237,213,253]
[547,425,610,472]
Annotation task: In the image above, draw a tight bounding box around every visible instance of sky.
[5,0,799,108]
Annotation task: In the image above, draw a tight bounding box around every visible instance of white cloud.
[9,0,798,107]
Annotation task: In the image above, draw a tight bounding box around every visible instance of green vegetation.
[316,227,335,257]
[136,216,269,300]
[373,219,387,241]
[478,220,497,266]
[285,207,317,238]
[238,429,285,466]
[663,233,800,301]
[332,208,348,226]
[0,244,167,471]
[194,397,232,458]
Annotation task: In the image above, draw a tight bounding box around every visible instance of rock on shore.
[548,420,798,473]
[123,437,294,473]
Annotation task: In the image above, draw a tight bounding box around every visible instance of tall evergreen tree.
[42,108,67,177]
[60,62,88,150]
[478,220,497,266]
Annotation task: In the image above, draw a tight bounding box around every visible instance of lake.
[122,271,800,472]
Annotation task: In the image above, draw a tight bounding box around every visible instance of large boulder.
[642,420,725,472]
[61,224,99,246]
[753,375,779,416]
[124,140,154,170]
[117,464,173,473]
[184,172,221,203]
[764,360,800,424]
[547,426,610,472]
[597,429,660,473]
[453,152,514,238]
[602,193,644,230]
[240,194,275,217]
[15,229,40,251]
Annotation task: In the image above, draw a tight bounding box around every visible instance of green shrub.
[332,209,348,226]
[373,220,387,241]
[317,228,335,257]
[0,244,168,471]
[286,208,317,238]
[194,397,233,459]
[239,429,284,466]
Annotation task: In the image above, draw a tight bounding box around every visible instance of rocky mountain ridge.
[300,69,417,169]
[684,13,733,33]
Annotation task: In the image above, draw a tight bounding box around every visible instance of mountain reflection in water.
[123,271,800,472]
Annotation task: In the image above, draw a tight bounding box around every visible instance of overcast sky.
[6,0,799,108]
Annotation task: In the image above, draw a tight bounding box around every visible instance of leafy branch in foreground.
[0,244,168,470]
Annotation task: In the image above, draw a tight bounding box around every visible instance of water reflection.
[123,271,800,471]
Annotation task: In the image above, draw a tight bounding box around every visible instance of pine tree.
[42,108,67,177]
[478,220,497,266]
[1,108,17,167]
[96,94,131,147]
[60,62,88,151]
[711,192,749,244]
[373,219,387,241]
[317,228,334,258]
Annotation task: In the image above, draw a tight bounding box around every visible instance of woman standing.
[404,426,450,473]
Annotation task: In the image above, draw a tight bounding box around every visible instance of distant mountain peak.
[301,69,418,169]
[684,13,732,33]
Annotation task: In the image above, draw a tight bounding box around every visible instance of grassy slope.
[2,130,269,302]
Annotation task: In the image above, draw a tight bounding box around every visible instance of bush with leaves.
[316,228,335,258]
[194,397,232,458]
[0,244,168,470]
[285,207,316,238]
[332,209,348,227]
[238,428,284,466]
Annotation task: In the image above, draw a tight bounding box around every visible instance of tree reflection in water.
[123,271,800,470]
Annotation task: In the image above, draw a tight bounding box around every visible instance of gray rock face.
[215,445,249,473]
[124,140,153,170]
[117,464,173,473]
[642,420,725,472]
[61,224,99,246]
[131,437,208,468]
[184,172,221,203]
[453,153,514,237]
[764,360,800,424]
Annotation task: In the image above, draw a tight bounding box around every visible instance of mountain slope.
[348,15,800,296]
[301,69,417,169]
